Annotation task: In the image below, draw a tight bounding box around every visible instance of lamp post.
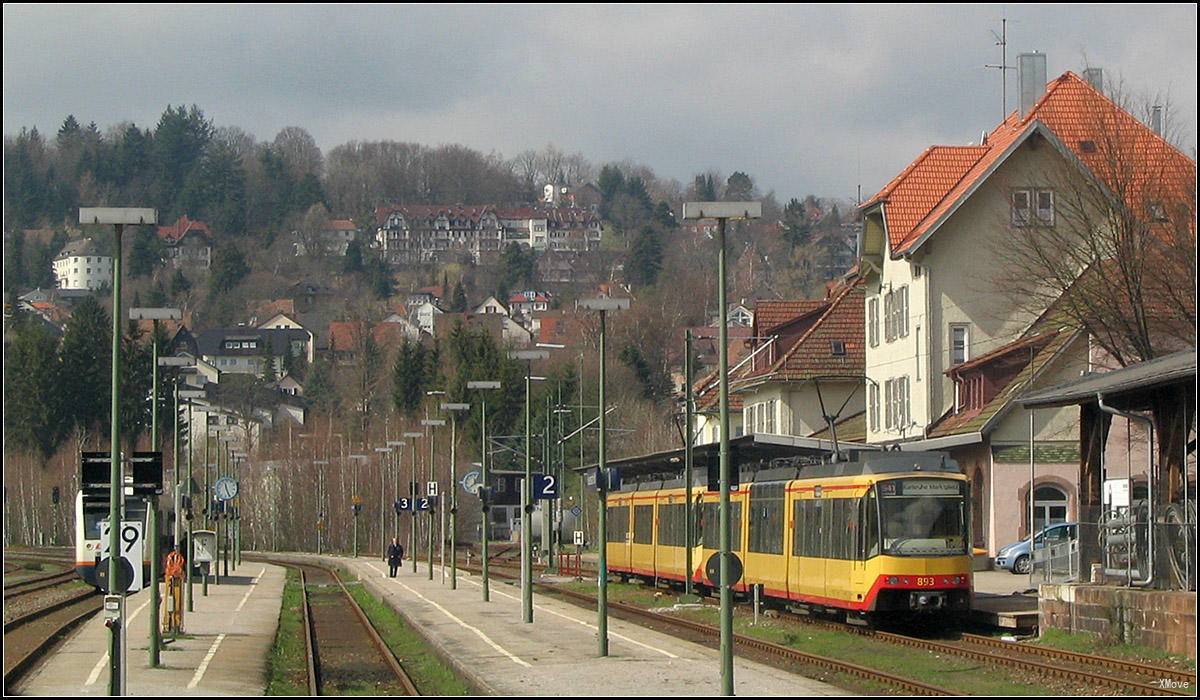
[419,417,445,580]
[374,446,394,562]
[683,200,761,695]
[510,349,549,623]
[535,344,566,571]
[232,452,247,567]
[179,387,204,613]
[441,403,470,589]
[577,296,629,656]
[81,207,156,697]
[387,441,406,543]
[403,432,423,572]
[348,454,369,557]
[467,380,501,601]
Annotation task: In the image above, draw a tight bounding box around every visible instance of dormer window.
[831,340,846,357]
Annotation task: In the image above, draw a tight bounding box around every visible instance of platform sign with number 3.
[99,520,144,592]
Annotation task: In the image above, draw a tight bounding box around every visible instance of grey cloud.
[4,4,1195,200]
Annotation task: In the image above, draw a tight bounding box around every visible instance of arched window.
[1032,485,1069,534]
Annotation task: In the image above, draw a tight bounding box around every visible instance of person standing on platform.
[387,538,404,577]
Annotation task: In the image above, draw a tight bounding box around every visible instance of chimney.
[1151,105,1163,135]
[1018,52,1047,117]
[1083,67,1104,92]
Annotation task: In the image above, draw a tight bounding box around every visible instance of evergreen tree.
[4,315,66,460]
[4,229,26,296]
[305,352,336,414]
[209,243,249,296]
[451,280,467,311]
[625,226,664,287]
[259,339,277,383]
[724,171,755,201]
[343,240,364,273]
[694,173,718,201]
[169,268,191,296]
[781,197,812,248]
[153,105,213,209]
[118,320,153,451]
[391,339,426,416]
[597,165,625,219]
[128,227,160,278]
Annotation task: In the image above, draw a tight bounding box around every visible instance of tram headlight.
[887,576,899,585]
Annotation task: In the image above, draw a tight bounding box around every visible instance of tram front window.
[878,479,967,556]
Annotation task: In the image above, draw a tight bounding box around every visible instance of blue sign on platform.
[532,473,559,500]
[396,498,412,512]
[416,496,433,511]
[570,505,582,518]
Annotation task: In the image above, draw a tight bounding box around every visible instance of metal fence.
[1030,503,1197,590]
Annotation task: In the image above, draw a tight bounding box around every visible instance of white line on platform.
[187,633,226,689]
[83,597,152,686]
[367,562,532,668]
[235,567,266,612]
[428,563,678,659]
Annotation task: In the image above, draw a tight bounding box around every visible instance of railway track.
[271,558,419,696]
[4,570,80,600]
[474,557,1191,696]
[2,591,102,690]
[454,560,958,695]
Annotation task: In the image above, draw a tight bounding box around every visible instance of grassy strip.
[265,569,308,696]
[564,581,1059,695]
[1035,628,1196,670]
[340,573,471,696]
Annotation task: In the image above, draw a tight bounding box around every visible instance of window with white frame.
[884,377,911,432]
[1013,189,1054,227]
[868,297,879,347]
[868,383,879,432]
[883,286,909,342]
[950,323,970,366]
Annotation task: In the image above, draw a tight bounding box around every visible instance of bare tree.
[992,80,1196,367]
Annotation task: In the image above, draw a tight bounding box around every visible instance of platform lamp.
[509,348,550,623]
[441,402,471,589]
[374,446,394,563]
[178,386,206,614]
[81,207,156,697]
[683,200,761,695]
[232,451,248,568]
[576,296,630,655]
[466,380,501,601]
[403,432,424,572]
[420,414,446,580]
[386,441,406,544]
[536,343,566,571]
[348,454,369,557]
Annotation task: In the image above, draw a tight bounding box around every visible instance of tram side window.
[657,503,685,546]
[606,505,628,542]
[793,499,824,557]
[863,489,880,558]
[748,483,785,555]
[701,501,742,549]
[633,505,654,544]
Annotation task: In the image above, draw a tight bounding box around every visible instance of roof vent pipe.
[1018,52,1048,117]
[1151,105,1163,136]
[1083,67,1104,92]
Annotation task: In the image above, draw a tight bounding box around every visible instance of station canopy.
[1020,348,1195,411]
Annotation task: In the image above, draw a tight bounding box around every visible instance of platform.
[298,553,850,696]
[15,562,285,696]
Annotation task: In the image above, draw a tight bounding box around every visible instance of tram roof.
[575,432,878,481]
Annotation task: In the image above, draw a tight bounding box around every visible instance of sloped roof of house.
[55,237,104,259]
[864,71,1196,256]
[753,300,827,334]
[157,215,212,245]
[735,280,865,385]
[925,316,1080,439]
[327,219,357,232]
[196,327,311,357]
[375,205,497,227]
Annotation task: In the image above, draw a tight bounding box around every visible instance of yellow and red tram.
[605,451,972,618]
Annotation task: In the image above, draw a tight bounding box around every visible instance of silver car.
[994,522,1077,574]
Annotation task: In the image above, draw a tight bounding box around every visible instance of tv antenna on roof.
[984,14,1017,123]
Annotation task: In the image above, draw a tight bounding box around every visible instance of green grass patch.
[1035,628,1196,670]
[557,580,1058,695]
[343,580,471,696]
[22,561,45,571]
[265,569,309,695]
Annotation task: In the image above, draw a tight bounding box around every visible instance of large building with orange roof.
[857,59,1195,555]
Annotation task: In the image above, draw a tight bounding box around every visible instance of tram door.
[850,490,868,597]
[794,495,826,599]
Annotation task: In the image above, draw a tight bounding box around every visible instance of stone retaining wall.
[1039,583,1196,658]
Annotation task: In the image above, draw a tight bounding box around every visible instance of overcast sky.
[4,4,1196,200]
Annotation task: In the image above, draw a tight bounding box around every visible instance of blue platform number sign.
[396,498,412,513]
[416,496,432,511]
[532,473,559,500]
